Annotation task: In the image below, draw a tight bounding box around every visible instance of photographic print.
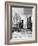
[10,7,32,42]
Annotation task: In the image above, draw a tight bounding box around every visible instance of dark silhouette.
[19,20,23,29]
[27,16,32,31]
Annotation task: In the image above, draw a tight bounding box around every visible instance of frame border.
[5,1,37,45]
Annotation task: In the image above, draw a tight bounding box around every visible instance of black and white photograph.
[11,7,32,41]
